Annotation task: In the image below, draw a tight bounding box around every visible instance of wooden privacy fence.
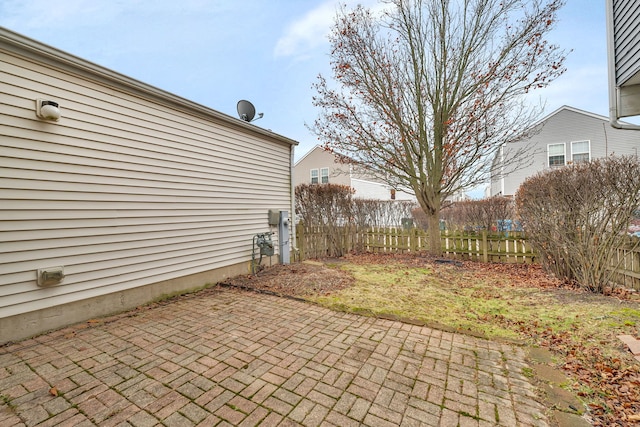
[295,225,640,290]
[295,225,536,263]
[610,239,640,290]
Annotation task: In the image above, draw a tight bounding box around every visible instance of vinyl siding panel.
[293,146,351,187]
[612,0,640,86]
[494,107,640,197]
[1,42,294,321]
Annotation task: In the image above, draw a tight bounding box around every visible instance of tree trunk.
[428,211,442,256]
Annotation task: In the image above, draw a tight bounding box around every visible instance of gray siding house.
[607,0,640,127]
[490,106,640,197]
[0,28,297,343]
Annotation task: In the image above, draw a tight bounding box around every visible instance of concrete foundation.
[0,261,250,345]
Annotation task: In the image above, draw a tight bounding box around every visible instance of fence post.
[411,228,419,252]
[482,230,488,263]
[296,223,305,261]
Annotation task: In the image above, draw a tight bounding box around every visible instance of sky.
[0,0,612,166]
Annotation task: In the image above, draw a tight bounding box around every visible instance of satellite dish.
[237,100,264,122]
[237,100,256,122]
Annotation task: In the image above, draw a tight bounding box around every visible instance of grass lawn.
[311,259,638,345]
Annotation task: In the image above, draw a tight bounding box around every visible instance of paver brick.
[145,391,189,419]
[215,404,247,425]
[347,397,371,421]
[179,403,209,424]
[263,395,294,415]
[237,406,269,427]
[163,411,195,427]
[0,288,550,427]
[306,389,337,408]
[36,408,84,427]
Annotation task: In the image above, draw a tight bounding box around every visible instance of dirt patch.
[221,261,354,297]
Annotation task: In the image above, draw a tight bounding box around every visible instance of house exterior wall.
[350,179,414,201]
[293,146,351,187]
[610,0,640,87]
[294,145,416,201]
[0,28,296,343]
[350,178,392,200]
[491,107,640,197]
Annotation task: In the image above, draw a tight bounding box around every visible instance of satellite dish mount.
[237,100,264,122]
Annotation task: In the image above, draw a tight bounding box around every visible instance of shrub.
[295,184,354,257]
[295,184,418,256]
[516,156,640,293]
[440,197,515,232]
[352,199,416,228]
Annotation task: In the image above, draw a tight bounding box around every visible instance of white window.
[320,167,329,184]
[310,169,319,184]
[571,140,590,163]
[548,143,565,167]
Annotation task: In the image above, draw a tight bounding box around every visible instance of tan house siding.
[294,145,415,201]
[0,28,296,342]
[293,146,351,187]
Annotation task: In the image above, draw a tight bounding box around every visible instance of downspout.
[605,0,640,130]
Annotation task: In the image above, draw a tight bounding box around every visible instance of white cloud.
[273,1,337,58]
[0,0,123,30]
[274,0,382,59]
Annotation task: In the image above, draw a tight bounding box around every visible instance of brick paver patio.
[0,287,549,426]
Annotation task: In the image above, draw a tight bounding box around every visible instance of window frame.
[571,140,590,164]
[547,143,566,167]
[320,167,329,184]
[310,168,319,184]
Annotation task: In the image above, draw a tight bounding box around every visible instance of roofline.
[535,105,610,125]
[0,26,298,146]
[294,144,327,167]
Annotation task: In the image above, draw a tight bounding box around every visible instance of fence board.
[296,225,639,290]
[610,239,640,290]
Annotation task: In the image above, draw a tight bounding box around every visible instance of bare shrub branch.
[516,156,640,293]
[441,197,515,231]
[295,184,417,256]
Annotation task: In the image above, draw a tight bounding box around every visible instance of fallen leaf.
[49,387,58,396]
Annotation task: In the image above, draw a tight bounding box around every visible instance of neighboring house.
[0,28,297,343]
[293,145,415,201]
[490,105,640,197]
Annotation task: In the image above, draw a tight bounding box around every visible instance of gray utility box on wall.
[268,210,280,227]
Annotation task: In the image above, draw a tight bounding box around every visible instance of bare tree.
[311,0,567,254]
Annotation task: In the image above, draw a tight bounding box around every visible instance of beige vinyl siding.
[293,146,351,187]
[1,42,294,320]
